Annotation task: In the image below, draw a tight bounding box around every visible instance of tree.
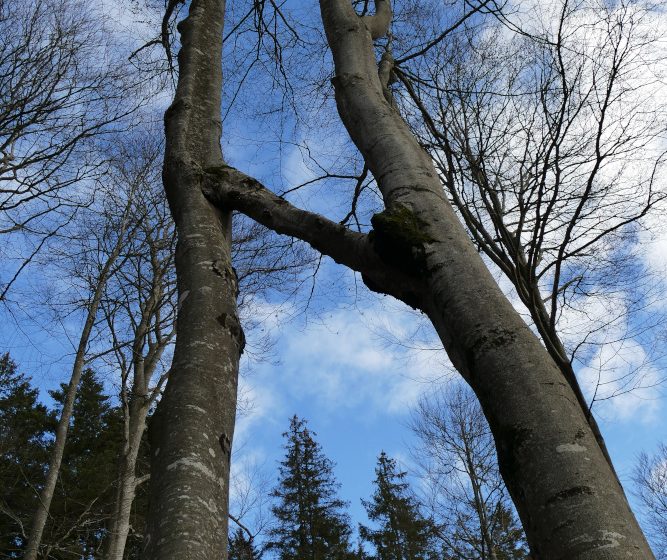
[267,415,355,560]
[0,0,133,300]
[410,385,528,560]
[229,527,262,560]
[0,355,151,559]
[394,0,666,455]
[145,0,655,557]
[23,168,144,560]
[0,353,53,557]
[633,443,667,559]
[360,452,436,560]
[199,0,655,555]
[98,132,177,560]
[100,127,304,560]
[42,369,124,559]
[141,1,243,557]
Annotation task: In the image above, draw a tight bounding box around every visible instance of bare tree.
[23,175,142,560]
[93,134,177,560]
[633,443,667,559]
[411,385,528,559]
[141,1,246,556]
[0,0,136,301]
[139,0,330,553]
[228,455,273,554]
[394,0,666,434]
[198,0,655,556]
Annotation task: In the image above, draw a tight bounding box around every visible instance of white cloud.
[241,295,450,423]
[579,337,663,423]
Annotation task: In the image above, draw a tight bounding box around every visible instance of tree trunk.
[105,398,150,560]
[318,0,653,557]
[23,318,96,560]
[142,0,242,558]
[182,0,654,555]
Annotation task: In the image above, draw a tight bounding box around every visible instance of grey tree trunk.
[202,0,655,556]
[320,1,655,557]
[105,397,150,560]
[142,0,243,558]
[319,2,653,557]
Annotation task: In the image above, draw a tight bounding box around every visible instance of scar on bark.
[546,486,594,506]
[219,433,231,462]
[216,312,246,355]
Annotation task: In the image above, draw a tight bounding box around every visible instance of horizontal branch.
[202,165,424,307]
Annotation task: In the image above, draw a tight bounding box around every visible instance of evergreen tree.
[45,368,124,559]
[229,527,262,560]
[0,353,53,557]
[267,415,355,560]
[360,452,436,560]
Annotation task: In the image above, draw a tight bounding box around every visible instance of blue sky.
[228,254,667,539]
[1,0,667,549]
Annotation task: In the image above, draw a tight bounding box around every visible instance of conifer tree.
[45,368,124,558]
[229,527,262,560]
[0,353,53,557]
[267,415,355,560]
[487,504,531,560]
[360,452,436,560]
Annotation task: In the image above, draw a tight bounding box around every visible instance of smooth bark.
[204,0,655,557]
[105,385,153,560]
[142,0,242,558]
[105,404,146,560]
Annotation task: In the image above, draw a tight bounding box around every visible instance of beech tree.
[145,0,656,558]
[0,353,152,559]
[395,0,666,439]
[97,134,177,560]
[411,385,529,559]
[23,180,142,560]
[0,0,133,300]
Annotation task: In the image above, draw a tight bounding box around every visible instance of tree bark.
[105,397,150,560]
[142,0,242,558]
[203,0,655,556]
